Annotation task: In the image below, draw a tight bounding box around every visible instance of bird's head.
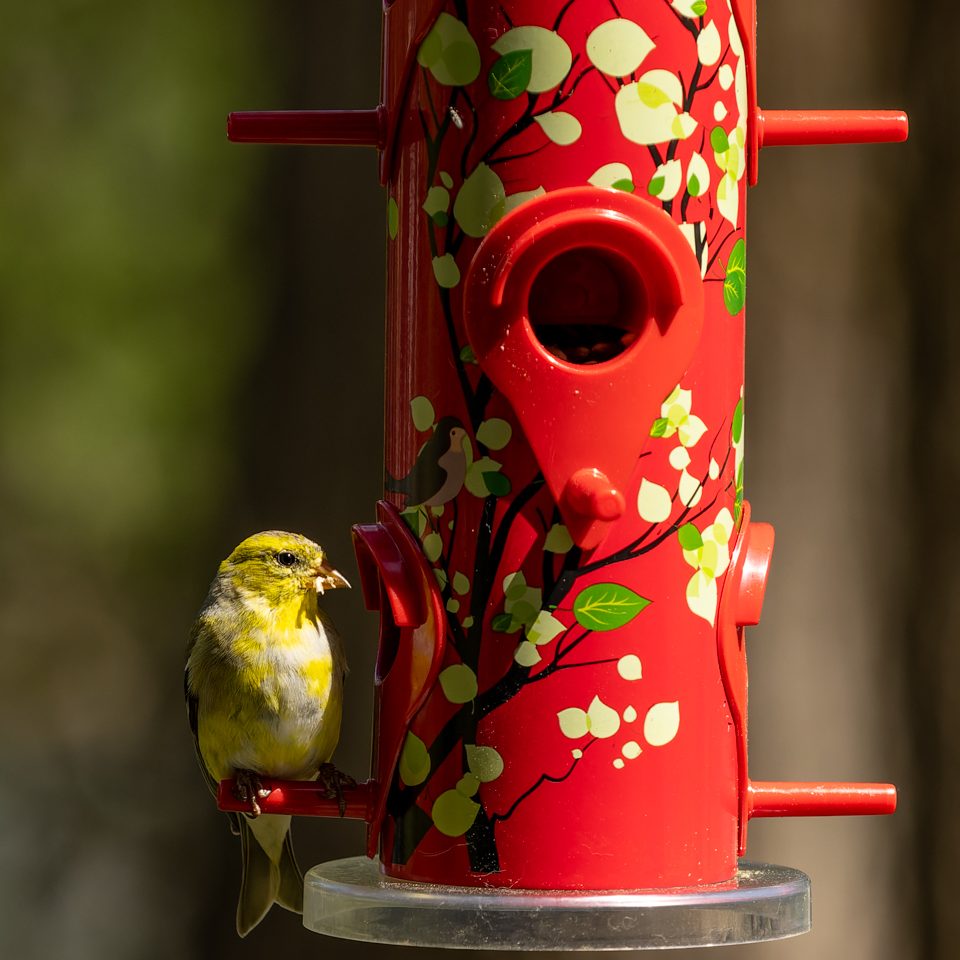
[217,531,350,609]
[436,417,468,452]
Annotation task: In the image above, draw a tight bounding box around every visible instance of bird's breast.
[208,616,344,777]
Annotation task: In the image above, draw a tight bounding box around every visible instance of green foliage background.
[0,2,952,959]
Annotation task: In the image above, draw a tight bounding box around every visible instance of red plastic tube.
[748,781,898,818]
[217,778,375,821]
[226,109,385,147]
[759,109,908,148]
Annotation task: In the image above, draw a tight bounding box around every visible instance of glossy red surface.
[749,782,898,819]
[381,0,746,890]
[759,109,909,147]
[219,0,906,896]
[463,187,705,551]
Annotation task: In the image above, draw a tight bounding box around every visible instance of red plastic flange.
[463,187,704,552]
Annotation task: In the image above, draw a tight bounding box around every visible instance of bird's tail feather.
[236,814,303,936]
[276,829,304,913]
[237,817,277,937]
[384,471,409,498]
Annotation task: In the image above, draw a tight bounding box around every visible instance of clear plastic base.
[303,857,811,951]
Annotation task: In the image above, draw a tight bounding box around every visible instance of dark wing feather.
[185,619,241,834]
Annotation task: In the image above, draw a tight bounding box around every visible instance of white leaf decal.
[717,171,740,227]
[492,27,572,93]
[679,469,703,508]
[697,21,722,67]
[617,655,643,681]
[637,479,672,523]
[589,162,633,189]
[535,111,582,146]
[686,570,718,625]
[514,641,542,667]
[686,151,711,197]
[587,696,621,739]
[644,701,680,746]
[648,159,683,201]
[526,610,566,646]
[587,19,655,77]
[558,707,589,739]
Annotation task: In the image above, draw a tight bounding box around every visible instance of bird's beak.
[313,561,351,595]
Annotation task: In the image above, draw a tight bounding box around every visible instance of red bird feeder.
[221,0,906,949]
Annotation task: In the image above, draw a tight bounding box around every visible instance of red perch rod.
[217,778,376,821]
[748,781,898,818]
[226,109,384,147]
[759,109,908,147]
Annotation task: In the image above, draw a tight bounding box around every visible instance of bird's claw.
[317,763,356,817]
[234,770,271,818]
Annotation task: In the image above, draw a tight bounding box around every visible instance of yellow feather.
[185,530,350,935]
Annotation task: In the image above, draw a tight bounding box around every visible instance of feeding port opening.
[528,246,649,365]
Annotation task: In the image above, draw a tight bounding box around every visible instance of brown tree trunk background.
[1,1,953,958]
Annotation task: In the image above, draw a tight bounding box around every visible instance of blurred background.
[0,1,953,958]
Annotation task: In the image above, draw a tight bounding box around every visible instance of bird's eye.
[276,551,298,567]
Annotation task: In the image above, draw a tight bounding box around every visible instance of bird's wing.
[386,436,447,505]
[185,619,238,835]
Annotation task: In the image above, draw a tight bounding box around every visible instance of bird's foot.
[317,763,357,818]
[233,769,272,818]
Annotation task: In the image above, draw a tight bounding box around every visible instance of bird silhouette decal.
[387,416,468,508]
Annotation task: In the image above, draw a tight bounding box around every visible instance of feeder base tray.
[303,857,811,951]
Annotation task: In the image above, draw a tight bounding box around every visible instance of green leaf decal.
[387,197,399,239]
[422,532,443,563]
[476,418,512,450]
[492,613,515,633]
[410,395,435,432]
[678,523,703,551]
[456,773,480,797]
[503,572,527,601]
[573,583,651,631]
[400,507,425,537]
[398,732,430,786]
[466,745,504,783]
[488,49,533,100]
[650,417,670,438]
[710,125,729,153]
[687,174,700,196]
[732,398,744,444]
[723,238,746,316]
[432,254,461,289]
[611,178,636,192]
[459,344,478,364]
[439,664,478,703]
[692,1,708,15]
[431,789,480,837]
[483,470,512,497]
[647,175,665,197]
[422,185,450,217]
[417,14,481,87]
[453,163,507,238]
[544,524,573,554]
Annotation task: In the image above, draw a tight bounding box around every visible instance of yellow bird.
[185,531,351,936]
